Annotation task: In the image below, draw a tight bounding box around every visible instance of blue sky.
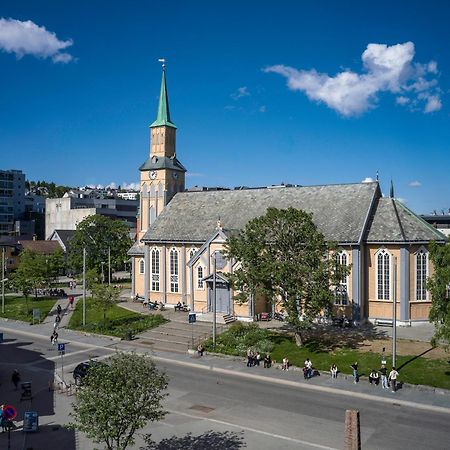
[0,0,449,214]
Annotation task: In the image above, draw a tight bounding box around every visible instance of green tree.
[45,249,66,285]
[427,241,450,348]
[226,207,347,345]
[69,352,168,450]
[91,284,120,325]
[11,250,46,302]
[69,215,133,275]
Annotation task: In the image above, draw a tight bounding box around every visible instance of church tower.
[138,64,186,239]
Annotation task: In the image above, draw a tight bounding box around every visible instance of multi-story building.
[45,194,138,239]
[0,169,25,235]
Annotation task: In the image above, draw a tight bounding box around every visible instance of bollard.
[344,409,361,450]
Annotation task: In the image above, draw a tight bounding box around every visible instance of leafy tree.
[11,250,46,301]
[45,249,66,285]
[226,207,347,345]
[69,215,133,275]
[427,241,450,348]
[69,352,168,450]
[85,268,100,290]
[91,284,120,325]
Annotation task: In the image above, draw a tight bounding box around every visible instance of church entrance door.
[207,281,230,314]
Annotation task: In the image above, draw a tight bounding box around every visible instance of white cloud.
[121,182,140,190]
[259,105,267,112]
[396,197,407,204]
[186,172,205,178]
[424,95,442,113]
[408,180,422,187]
[0,18,74,63]
[231,86,250,100]
[361,177,374,183]
[264,42,441,116]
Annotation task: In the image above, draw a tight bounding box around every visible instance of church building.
[129,67,447,324]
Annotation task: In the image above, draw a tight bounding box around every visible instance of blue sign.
[23,411,39,432]
[188,313,196,324]
[57,343,65,352]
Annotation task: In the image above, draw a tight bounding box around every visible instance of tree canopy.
[91,284,120,325]
[69,352,168,450]
[427,241,450,347]
[226,207,347,344]
[69,215,133,275]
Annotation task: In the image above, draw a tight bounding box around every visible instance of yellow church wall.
[133,256,145,298]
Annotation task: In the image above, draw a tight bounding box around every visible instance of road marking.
[45,347,97,361]
[167,409,339,449]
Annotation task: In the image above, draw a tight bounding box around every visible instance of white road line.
[167,409,339,450]
[45,347,98,361]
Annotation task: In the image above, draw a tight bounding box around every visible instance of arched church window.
[139,259,145,275]
[151,248,160,291]
[376,249,391,300]
[170,248,179,293]
[416,249,428,301]
[334,251,348,305]
[189,248,197,261]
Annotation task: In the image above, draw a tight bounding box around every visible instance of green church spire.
[150,64,177,129]
[390,179,395,198]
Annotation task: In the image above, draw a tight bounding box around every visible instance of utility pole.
[108,246,111,286]
[1,246,5,314]
[212,252,217,348]
[82,247,86,326]
[392,256,397,368]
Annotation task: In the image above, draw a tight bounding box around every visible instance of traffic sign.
[23,411,39,432]
[58,343,65,353]
[188,313,196,324]
[3,405,17,420]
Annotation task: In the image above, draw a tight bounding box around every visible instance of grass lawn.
[0,295,56,324]
[204,323,450,390]
[68,298,167,339]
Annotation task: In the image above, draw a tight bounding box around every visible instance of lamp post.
[108,246,111,286]
[82,247,86,326]
[212,252,217,348]
[1,246,5,314]
[392,256,397,368]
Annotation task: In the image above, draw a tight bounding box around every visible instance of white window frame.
[150,248,160,292]
[138,258,145,275]
[415,247,429,301]
[376,248,391,301]
[334,250,349,305]
[196,266,205,290]
[169,247,179,293]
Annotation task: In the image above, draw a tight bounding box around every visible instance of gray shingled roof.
[139,155,186,172]
[142,182,379,244]
[128,241,145,256]
[367,198,447,243]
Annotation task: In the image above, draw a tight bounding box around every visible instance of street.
[1,327,450,449]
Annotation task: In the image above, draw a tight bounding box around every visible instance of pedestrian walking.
[69,296,74,309]
[330,363,338,379]
[264,353,272,368]
[197,344,204,356]
[389,367,399,393]
[11,369,20,390]
[56,304,62,316]
[255,352,261,367]
[69,280,73,290]
[282,357,289,371]
[51,331,58,345]
[246,348,254,367]
[351,362,359,384]
[379,364,388,389]
[369,369,379,385]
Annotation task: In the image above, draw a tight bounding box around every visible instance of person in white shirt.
[304,358,313,379]
[389,367,399,392]
[330,364,338,379]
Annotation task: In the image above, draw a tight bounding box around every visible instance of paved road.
[1,326,450,450]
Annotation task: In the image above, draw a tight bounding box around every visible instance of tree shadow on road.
[141,430,246,449]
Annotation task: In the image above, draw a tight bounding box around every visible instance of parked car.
[73,360,103,385]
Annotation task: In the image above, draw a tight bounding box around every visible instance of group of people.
[147,300,165,311]
[330,362,400,392]
[174,301,189,312]
[68,280,77,290]
[246,348,273,368]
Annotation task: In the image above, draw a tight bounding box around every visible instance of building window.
[334,251,348,305]
[197,266,204,289]
[416,250,428,301]
[189,248,197,261]
[170,248,179,293]
[139,259,145,275]
[376,249,390,300]
[151,248,160,292]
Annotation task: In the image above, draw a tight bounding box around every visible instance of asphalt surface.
[1,321,450,449]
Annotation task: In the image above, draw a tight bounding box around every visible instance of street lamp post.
[212,252,217,348]
[108,246,111,286]
[392,256,397,368]
[1,246,5,314]
[82,247,86,326]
